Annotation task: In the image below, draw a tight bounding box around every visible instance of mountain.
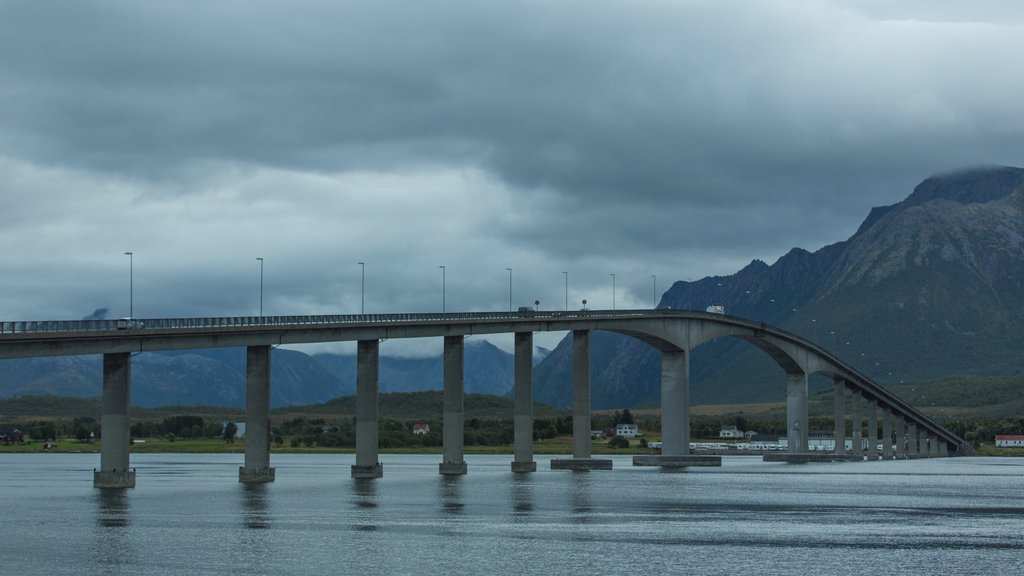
[0,348,353,409]
[313,339,521,396]
[533,165,1024,408]
[0,338,538,408]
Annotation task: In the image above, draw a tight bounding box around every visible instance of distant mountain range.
[2,166,1021,410]
[0,339,546,409]
[533,165,1024,408]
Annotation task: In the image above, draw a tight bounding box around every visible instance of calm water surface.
[2,453,1022,575]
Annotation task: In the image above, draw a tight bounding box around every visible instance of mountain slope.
[534,165,1024,408]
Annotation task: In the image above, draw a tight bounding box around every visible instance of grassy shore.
[0,434,663,456]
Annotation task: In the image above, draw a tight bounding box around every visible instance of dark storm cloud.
[1,1,1022,353]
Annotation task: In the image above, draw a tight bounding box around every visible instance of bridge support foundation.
[511,332,536,473]
[908,423,919,458]
[240,345,275,483]
[352,340,383,479]
[553,330,611,470]
[833,379,846,455]
[895,416,907,459]
[786,373,808,453]
[866,398,878,460]
[851,389,863,459]
[440,336,467,476]
[94,352,135,489]
[882,406,894,460]
[660,349,689,456]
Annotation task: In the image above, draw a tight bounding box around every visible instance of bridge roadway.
[0,309,967,487]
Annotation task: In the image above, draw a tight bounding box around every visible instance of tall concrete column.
[440,336,467,475]
[786,372,808,453]
[851,389,863,458]
[551,330,611,470]
[512,332,536,473]
[240,345,275,483]
[95,352,135,488]
[895,415,906,459]
[572,330,591,459]
[919,429,929,458]
[833,379,846,455]
[352,340,383,478]
[882,406,894,460]
[866,398,878,461]
[940,441,949,457]
[908,423,919,458]
[660,350,689,456]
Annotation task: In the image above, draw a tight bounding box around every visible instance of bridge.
[0,309,967,488]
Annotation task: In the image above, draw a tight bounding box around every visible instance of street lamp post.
[562,271,568,311]
[506,268,512,312]
[651,274,656,308]
[358,262,365,314]
[256,257,264,317]
[439,265,446,313]
[124,251,133,318]
[610,273,616,310]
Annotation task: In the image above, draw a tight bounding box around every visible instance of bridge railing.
[0,309,660,335]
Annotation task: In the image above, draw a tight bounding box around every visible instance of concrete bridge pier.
[866,398,878,460]
[634,349,719,468]
[908,423,919,458]
[895,416,907,459]
[786,373,809,453]
[94,352,136,489]
[918,429,929,458]
[352,340,383,479]
[552,330,611,470]
[851,389,863,459]
[239,345,275,483]
[511,332,536,473]
[939,441,949,457]
[882,406,894,460]
[833,379,846,455]
[440,336,467,475]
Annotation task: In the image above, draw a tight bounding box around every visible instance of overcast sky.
[2,1,1022,355]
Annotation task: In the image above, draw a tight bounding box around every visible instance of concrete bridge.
[0,309,967,487]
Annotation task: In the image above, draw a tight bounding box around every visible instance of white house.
[719,425,743,439]
[615,423,639,438]
[995,435,1024,447]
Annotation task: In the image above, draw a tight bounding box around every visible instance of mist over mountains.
[1,166,1021,410]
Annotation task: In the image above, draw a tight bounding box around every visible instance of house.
[995,435,1024,448]
[0,428,23,444]
[719,425,743,439]
[412,423,430,435]
[615,423,639,438]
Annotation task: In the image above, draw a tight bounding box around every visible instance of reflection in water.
[351,478,379,532]
[240,483,270,530]
[510,474,534,517]
[438,475,464,516]
[570,471,593,523]
[93,489,134,571]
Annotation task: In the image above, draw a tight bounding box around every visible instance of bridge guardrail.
[0,309,658,336]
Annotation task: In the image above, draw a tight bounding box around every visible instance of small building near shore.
[995,435,1024,448]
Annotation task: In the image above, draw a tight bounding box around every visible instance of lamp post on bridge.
[651,274,656,308]
[358,262,365,314]
[256,257,264,318]
[439,265,446,313]
[506,268,512,312]
[563,271,568,311]
[610,273,616,311]
[124,251,133,319]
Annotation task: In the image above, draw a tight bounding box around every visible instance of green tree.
[223,422,238,444]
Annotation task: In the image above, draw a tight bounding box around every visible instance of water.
[2,453,1023,575]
